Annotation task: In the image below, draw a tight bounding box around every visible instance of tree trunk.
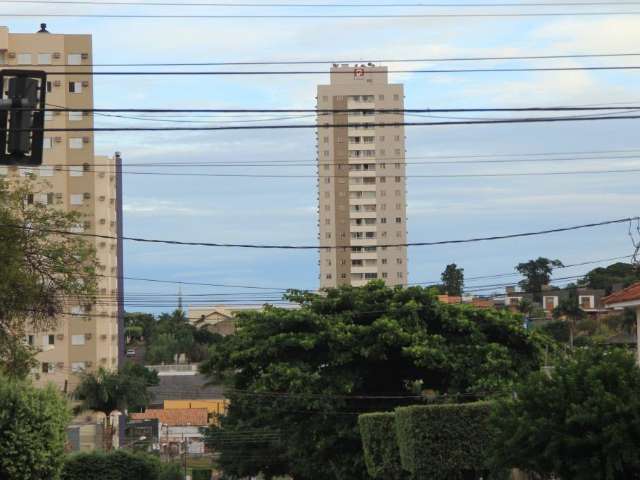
[104,415,113,451]
[569,318,575,349]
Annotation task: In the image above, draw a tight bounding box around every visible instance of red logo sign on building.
[354,67,365,78]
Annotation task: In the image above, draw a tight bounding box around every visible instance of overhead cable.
[1,216,635,250]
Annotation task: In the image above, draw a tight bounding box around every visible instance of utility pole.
[0,70,47,165]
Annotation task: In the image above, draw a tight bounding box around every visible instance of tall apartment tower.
[317,65,408,288]
[0,25,120,390]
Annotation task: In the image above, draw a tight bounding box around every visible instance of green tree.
[125,312,157,343]
[0,179,97,377]
[61,450,161,480]
[0,375,71,480]
[441,263,464,296]
[553,286,586,349]
[491,347,640,479]
[516,257,564,302]
[201,282,543,480]
[74,365,157,449]
[579,262,640,294]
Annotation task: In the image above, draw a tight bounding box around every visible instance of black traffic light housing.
[0,70,47,165]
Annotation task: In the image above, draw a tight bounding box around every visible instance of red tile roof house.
[130,408,209,456]
[603,282,640,365]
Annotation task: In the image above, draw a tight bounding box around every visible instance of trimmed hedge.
[358,412,405,479]
[395,402,494,480]
[61,450,161,480]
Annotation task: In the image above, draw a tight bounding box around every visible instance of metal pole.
[115,151,126,449]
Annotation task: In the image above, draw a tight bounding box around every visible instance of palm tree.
[74,366,154,450]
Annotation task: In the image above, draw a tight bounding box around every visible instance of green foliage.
[358,412,405,479]
[0,179,98,377]
[491,347,640,479]
[516,257,563,301]
[192,469,212,480]
[0,334,38,380]
[74,365,157,416]
[535,320,570,343]
[201,282,543,480]
[579,262,640,294]
[159,462,184,480]
[395,402,495,480]
[0,376,71,480]
[61,450,161,480]
[125,312,156,342]
[441,263,464,296]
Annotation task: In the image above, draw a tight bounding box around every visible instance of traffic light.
[0,70,47,165]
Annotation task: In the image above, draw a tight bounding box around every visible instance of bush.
[0,377,70,480]
[61,450,161,480]
[192,469,212,480]
[358,412,405,479]
[395,402,494,480]
[536,320,570,343]
[159,462,184,480]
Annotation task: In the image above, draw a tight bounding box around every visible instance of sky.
[4,3,640,313]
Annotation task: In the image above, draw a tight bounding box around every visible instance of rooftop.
[130,408,209,426]
[603,282,640,306]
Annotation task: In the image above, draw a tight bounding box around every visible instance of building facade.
[317,64,408,288]
[1,25,120,389]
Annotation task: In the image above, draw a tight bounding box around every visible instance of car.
[126,349,136,357]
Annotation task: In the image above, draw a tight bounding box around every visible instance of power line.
[37,106,640,113]
[68,166,640,178]
[1,216,635,250]
[10,114,640,132]
[7,51,640,67]
[30,66,640,75]
[2,10,640,17]
[5,1,640,7]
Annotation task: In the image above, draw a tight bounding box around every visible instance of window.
[69,138,83,149]
[44,111,53,122]
[71,362,86,373]
[69,81,82,93]
[71,334,86,346]
[37,53,52,64]
[378,177,386,183]
[397,258,403,264]
[17,53,32,64]
[395,217,402,223]
[323,136,329,143]
[382,258,387,264]
[69,111,83,121]
[68,53,82,65]
[325,233,331,239]
[394,135,401,141]
[19,167,34,177]
[378,95,384,100]
[42,362,52,373]
[382,272,388,278]
[43,138,52,149]
[393,94,400,101]
[69,165,83,176]
[364,273,378,279]
[70,194,83,205]
[326,274,332,279]
[47,334,55,345]
[579,296,595,309]
[27,335,34,346]
[397,272,403,278]
[0,166,7,176]
[380,218,387,224]
[46,81,52,93]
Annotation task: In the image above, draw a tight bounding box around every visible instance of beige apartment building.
[317,65,408,288]
[1,25,120,390]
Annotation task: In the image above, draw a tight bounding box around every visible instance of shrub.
[159,462,184,480]
[0,377,70,480]
[395,402,494,480]
[192,469,212,480]
[358,412,405,479]
[61,450,161,480]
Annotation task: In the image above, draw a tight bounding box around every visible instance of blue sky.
[5,6,640,312]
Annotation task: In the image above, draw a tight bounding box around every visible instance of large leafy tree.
[74,364,158,449]
[0,178,97,377]
[491,347,640,479]
[516,257,564,302]
[579,262,640,294]
[441,263,464,296]
[201,282,544,480]
[0,375,71,480]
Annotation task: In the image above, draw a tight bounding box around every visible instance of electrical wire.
[2,11,640,17]
[2,216,635,249]
[25,65,640,75]
[6,51,640,67]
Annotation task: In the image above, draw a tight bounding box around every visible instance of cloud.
[123,199,220,217]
